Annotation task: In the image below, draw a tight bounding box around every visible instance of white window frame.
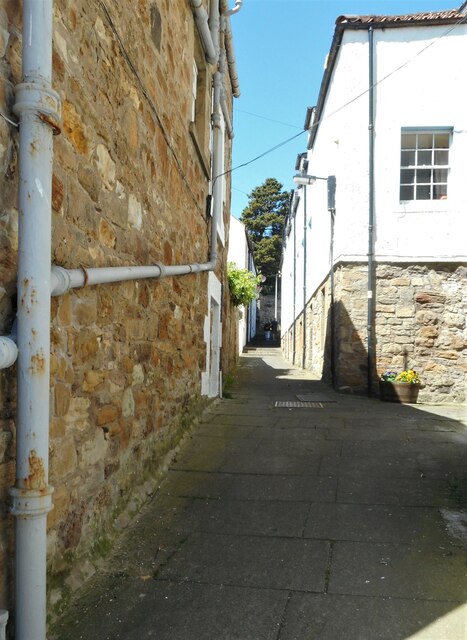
[400,127,452,202]
[191,60,198,123]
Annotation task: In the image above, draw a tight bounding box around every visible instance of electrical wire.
[234,108,302,130]
[97,0,204,216]
[0,112,19,128]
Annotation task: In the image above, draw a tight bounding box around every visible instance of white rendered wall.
[282,22,467,333]
[309,25,466,309]
[228,216,257,352]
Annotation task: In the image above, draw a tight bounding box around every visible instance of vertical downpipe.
[10,1,60,638]
[211,71,223,265]
[367,26,376,395]
[302,186,307,369]
[292,207,296,365]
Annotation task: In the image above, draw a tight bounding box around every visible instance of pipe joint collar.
[10,486,54,519]
[51,266,72,296]
[13,82,61,128]
[0,336,18,369]
[154,262,167,279]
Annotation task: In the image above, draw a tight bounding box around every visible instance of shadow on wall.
[322,300,373,394]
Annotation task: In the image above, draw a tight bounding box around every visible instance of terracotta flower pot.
[379,381,420,403]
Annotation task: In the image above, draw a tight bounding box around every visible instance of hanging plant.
[227,262,262,307]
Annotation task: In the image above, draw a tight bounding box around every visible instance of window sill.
[397,200,449,213]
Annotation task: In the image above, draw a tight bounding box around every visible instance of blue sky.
[228,0,459,217]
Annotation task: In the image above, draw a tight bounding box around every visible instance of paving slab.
[170,435,258,472]
[321,453,422,478]
[220,451,323,476]
[162,469,338,502]
[51,343,467,640]
[338,475,465,507]
[279,593,467,640]
[182,497,310,538]
[328,540,467,600]
[52,576,288,640]
[155,532,330,592]
[303,503,451,545]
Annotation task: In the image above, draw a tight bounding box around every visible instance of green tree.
[240,178,289,294]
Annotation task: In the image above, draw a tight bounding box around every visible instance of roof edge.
[308,9,467,149]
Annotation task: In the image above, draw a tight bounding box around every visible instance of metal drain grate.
[275,401,325,409]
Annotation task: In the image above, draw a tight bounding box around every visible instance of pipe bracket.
[10,486,54,519]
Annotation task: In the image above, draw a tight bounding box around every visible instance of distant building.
[282,5,467,402]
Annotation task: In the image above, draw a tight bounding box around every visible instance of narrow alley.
[52,342,467,640]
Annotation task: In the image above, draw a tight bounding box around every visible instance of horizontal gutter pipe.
[50,260,215,297]
[2,255,219,364]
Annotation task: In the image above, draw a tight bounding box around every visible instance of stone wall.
[0,0,236,618]
[258,293,280,334]
[374,263,467,403]
[282,262,467,403]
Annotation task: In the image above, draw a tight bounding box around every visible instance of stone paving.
[51,343,467,640]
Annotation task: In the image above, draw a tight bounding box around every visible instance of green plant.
[227,262,262,307]
[380,369,420,384]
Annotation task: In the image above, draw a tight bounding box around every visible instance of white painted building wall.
[282,21,467,336]
[228,216,257,353]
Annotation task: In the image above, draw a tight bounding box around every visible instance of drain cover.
[275,401,325,408]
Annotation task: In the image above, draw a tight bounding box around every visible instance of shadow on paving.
[51,344,467,640]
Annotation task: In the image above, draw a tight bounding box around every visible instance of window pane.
[401,150,415,166]
[417,169,432,183]
[401,133,416,149]
[416,184,431,199]
[400,185,414,200]
[418,133,433,149]
[433,169,448,183]
[400,169,415,183]
[433,184,447,199]
[400,128,451,201]
[434,133,449,148]
[418,150,432,166]
[434,149,449,165]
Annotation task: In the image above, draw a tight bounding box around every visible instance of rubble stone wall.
[0,0,235,613]
[282,262,467,403]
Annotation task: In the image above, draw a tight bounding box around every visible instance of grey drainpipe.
[0,611,8,640]
[367,26,376,395]
[292,200,297,365]
[9,1,60,639]
[190,0,218,64]
[302,186,307,369]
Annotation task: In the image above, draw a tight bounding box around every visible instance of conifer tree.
[240,178,289,294]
